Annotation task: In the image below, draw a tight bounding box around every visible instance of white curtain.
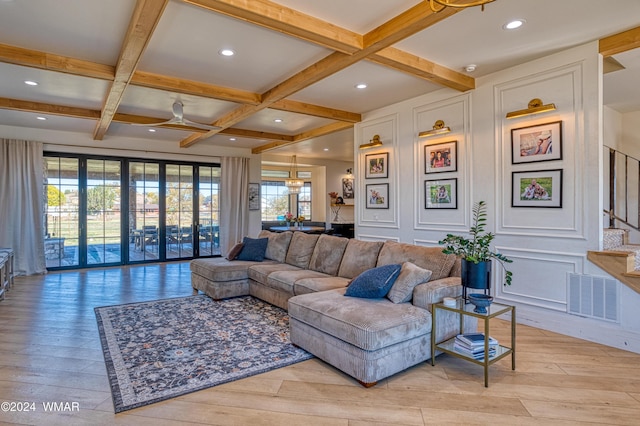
[220,156,249,256]
[0,139,46,275]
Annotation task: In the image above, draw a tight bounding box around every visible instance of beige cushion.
[387,262,433,304]
[258,230,293,263]
[285,232,320,269]
[248,263,301,285]
[294,276,351,295]
[308,234,349,276]
[266,269,330,294]
[191,257,271,282]
[337,239,384,279]
[376,241,456,281]
[288,288,432,351]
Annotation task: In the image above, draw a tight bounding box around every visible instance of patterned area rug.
[95,295,312,413]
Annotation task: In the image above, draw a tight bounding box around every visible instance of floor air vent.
[567,273,618,322]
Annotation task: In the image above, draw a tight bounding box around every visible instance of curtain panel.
[0,139,46,275]
[219,157,249,256]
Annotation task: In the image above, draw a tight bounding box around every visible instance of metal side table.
[431,297,515,387]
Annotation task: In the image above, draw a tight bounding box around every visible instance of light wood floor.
[2,263,640,425]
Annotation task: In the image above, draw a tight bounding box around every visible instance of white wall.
[620,111,640,159]
[355,42,640,353]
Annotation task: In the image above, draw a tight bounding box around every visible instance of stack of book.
[454,333,498,359]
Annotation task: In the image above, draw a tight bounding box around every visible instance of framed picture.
[248,183,260,210]
[365,152,388,179]
[511,121,562,164]
[512,169,563,208]
[342,177,354,199]
[425,178,457,209]
[366,183,389,209]
[425,141,457,174]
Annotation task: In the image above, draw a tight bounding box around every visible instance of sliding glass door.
[45,154,220,270]
[44,157,123,268]
[128,162,160,262]
[86,159,122,265]
[198,165,221,256]
[44,157,80,268]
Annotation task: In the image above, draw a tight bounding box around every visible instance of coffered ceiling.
[0,0,639,163]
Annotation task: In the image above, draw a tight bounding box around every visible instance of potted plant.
[439,201,513,294]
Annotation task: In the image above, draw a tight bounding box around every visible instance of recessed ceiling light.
[355,83,367,89]
[230,137,236,141]
[36,116,46,120]
[323,148,329,151]
[148,129,156,132]
[274,118,283,123]
[24,80,38,86]
[503,19,525,30]
[465,64,477,72]
[219,49,235,57]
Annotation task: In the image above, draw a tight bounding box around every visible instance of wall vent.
[567,273,619,322]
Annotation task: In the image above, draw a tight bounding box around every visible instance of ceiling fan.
[134,101,220,131]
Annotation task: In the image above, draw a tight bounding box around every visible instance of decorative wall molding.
[496,246,586,311]
[357,113,399,228]
[357,234,399,243]
[495,62,585,239]
[413,94,470,231]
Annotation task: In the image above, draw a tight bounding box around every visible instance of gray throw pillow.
[236,237,268,261]
[387,262,433,303]
[345,264,402,299]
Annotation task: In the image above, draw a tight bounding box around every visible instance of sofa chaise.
[190,230,467,386]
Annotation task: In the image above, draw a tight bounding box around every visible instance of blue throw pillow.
[236,237,268,261]
[345,264,402,298]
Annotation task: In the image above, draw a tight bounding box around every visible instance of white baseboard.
[499,300,640,354]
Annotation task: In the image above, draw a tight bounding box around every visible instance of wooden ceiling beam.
[252,121,353,154]
[130,70,261,105]
[369,47,474,92]
[0,96,294,140]
[93,0,169,140]
[180,2,460,147]
[0,43,114,80]
[182,0,363,54]
[362,2,458,53]
[269,99,361,123]
[600,26,640,57]
[0,97,100,119]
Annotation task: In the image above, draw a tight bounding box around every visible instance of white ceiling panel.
[118,85,238,122]
[140,0,332,93]
[235,109,334,135]
[0,63,110,109]
[0,0,135,65]
[290,61,442,113]
[396,0,640,77]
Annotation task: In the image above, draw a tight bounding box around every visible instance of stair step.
[607,244,640,270]
[604,228,628,250]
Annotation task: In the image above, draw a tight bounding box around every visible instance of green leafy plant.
[439,201,513,285]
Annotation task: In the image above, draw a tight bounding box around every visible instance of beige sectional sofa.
[190,230,466,386]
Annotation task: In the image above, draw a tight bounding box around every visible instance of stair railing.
[605,146,640,231]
